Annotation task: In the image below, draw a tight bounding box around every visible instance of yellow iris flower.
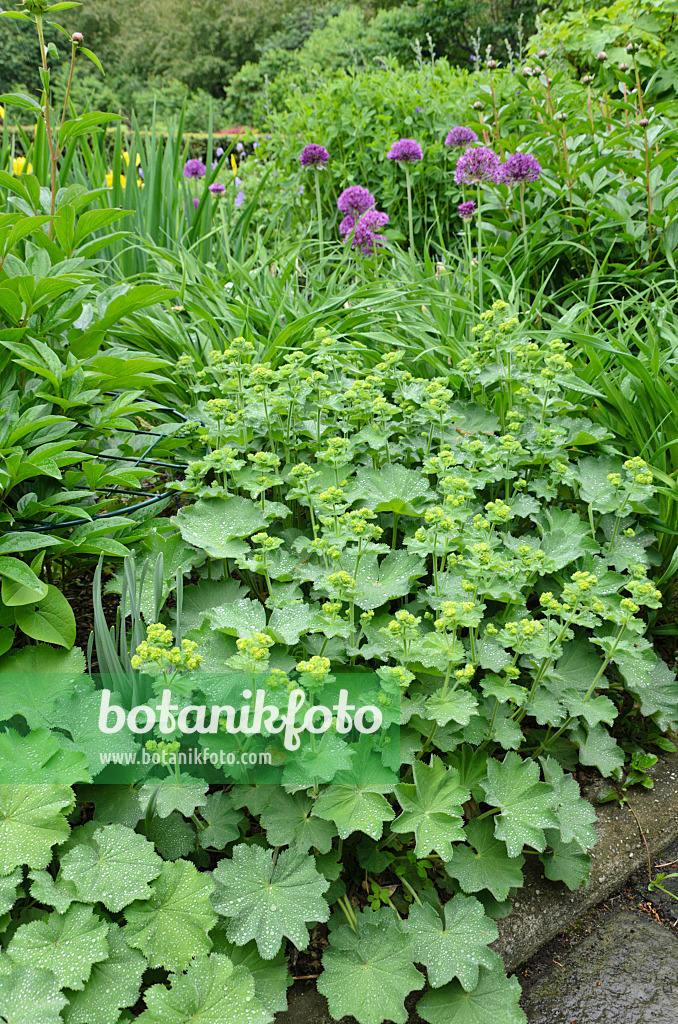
[12,157,33,175]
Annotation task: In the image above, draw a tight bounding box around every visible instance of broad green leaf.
[539,830,591,891]
[540,757,597,851]
[312,740,396,840]
[125,859,217,971]
[268,603,311,644]
[210,933,291,1014]
[0,965,67,1024]
[259,790,336,854]
[318,908,424,1024]
[479,752,558,857]
[0,668,85,729]
[212,845,330,959]
[173,497,266,557]
[0,557,45,603]
[138,777,208,819]
[425,689,478,728]
[417,964,526,1024]
[392,756,468,860]
[561,689,616,728]
[62,923,147,1024]
[0,645,85,676]
[199,792,244,849]
[60,824,163,911]
[146,811,197,860]
[8,903,108,990]
[350,464,433,516]
[403,897,500,990]
[622,656,678,732]
[538,508,598,570]
[0,728,90,785]
[353,552,426,610]
[0,868,21,915]
[137,954,272,1024]
[281,730,355,789]
[568,723,624,777]
[445,818,525,901]
[207,598,266,637]
[0,785,73,872]
[28,869,78,913]
[577,456,623,513]
[14,584,76,648]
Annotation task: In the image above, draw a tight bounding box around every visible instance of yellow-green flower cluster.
[296,656,331,682]
[235,632,274,661]
[131,624,203,672]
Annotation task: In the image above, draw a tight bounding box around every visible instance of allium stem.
[476,184,484,314]
[464,219,474,315]
[404,163,415,255]
[519,183,527,254]
[313,167,324,260]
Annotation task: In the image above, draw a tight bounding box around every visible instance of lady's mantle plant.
[0,306,676,1024]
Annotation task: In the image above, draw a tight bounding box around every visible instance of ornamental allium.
[445,126,478,148]
[387,138,423,162]
[353,209,389,255]
[209,182,226,195]
[454,146,501,185]
[500,152,542,185]
[337,185,375,217]
[192,197,200,210]
[458,201,476,221]
[183,158,206,179]
[300,143,329,167]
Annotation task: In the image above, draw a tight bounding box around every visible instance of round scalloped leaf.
[0,784,74,873]
[403,898,500,990]
[60,823,163,911]
[173,497,267,557]
[0,965,67,1024]
[124,859,217,972]
[417,965,526,1024]
[137,953,272,1024]
[212,845,330,960]
[62,923,147,1024]
[7,903,109,991]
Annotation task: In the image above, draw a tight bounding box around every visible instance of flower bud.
[487,59,498,69]
[639,117,649,127]
[618,62,629,71]
[71,31,84,43]
[538,49,547,58]
[472,100,485,110]
[597,51,607,60]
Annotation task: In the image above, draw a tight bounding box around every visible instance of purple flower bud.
[538,49,547,58]
[209,182,226,195]
[192,197,200,210]
[183,159,206,179]
[300,143,329,167]
[71,31,84,43]
[458,201,476,221]
[445,126,478,149]
[387,138,423,162]
[639,117,649,127]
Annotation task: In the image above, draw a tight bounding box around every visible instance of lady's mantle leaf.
[353,552,427,610]
[125,859,217,971]
[0,728,89,785]
[350,464,433,516]
[317,908,424,1024]
[173,497,267,557]
[403,898,500,990]
[567,723,625,777]
[539,830,591,891]
[445,818,525,901]
[212,845,330,959]
[392,756,469,860]
[312,741,396,841]
[210,932,292,1015]
[7,903,109,990]
[0,785,74,873]
[199,792,245,849]
[62,924,147,1024]
[0,868,21,915]
[417,964,526,1024]
[137,954,272,1024]
[138,776,208,819]
[540,757,597,851]
[60,823,163,911]
[28,869,78,913]
[479,752,558,857]
[259,791,336,854]
[0,965,67,1024]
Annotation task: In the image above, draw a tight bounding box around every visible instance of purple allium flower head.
[234,191,245,208]
[454,146,501,185]
[458,201,476,221]
[339,214,357,236]
[216,147,225,158]
[209,182,226,195]
[445,126,478,148]
[300,143,329,167]
[337,185,375,217]
[184,158,206,179]
[192,197,200,210]
[387,138,423,162]
[353,210,389,255]
[500,152,542,185]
